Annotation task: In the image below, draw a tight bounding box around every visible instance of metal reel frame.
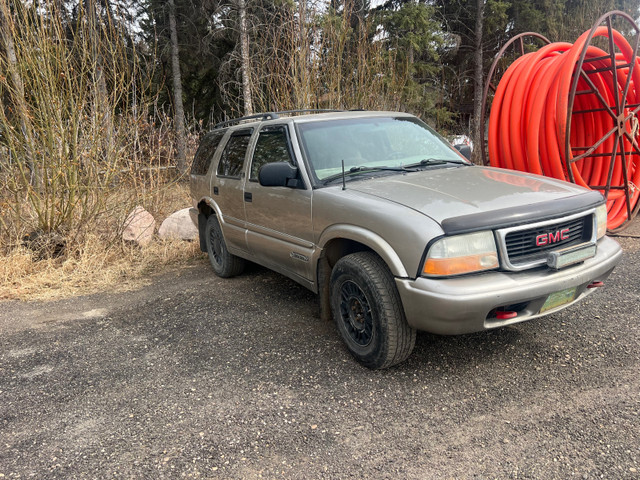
[565,10,640,233]
[480,32,551,167]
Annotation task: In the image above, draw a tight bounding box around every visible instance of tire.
[330,252,416,369]
[204,215,245,278]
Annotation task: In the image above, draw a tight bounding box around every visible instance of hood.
[346,166,602,231]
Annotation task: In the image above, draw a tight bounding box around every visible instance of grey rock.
[123,206,155,247]
[158,207,198,241]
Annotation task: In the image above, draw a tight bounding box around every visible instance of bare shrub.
[0,1,200,300]
[0,1,160,246]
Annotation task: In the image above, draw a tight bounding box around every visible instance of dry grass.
[0,239,203,301]
[0,183,205,302]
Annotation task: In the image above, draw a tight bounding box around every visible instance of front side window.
[296,117,468,183]
[250,127,294,181]
[217,131,252,178]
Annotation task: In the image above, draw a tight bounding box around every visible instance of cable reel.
[484,11,640,232]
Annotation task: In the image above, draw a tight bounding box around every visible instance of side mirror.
[258,162,300,188]
[454,144,472,161]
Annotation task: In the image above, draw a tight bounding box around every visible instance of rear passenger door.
[244,125,314,282]
[212,128,253,254]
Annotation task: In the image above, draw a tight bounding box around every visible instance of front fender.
[317,224,409,278]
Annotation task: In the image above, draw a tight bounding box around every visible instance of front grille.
[505,215,592,264]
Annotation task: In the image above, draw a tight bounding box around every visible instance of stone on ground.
[123,206,156,247]
[158,207,198,241]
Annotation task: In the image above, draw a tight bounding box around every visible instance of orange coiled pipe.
[488,24,640,230]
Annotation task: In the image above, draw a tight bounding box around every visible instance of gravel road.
[1,226,639,479]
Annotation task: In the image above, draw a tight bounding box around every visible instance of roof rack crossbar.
[213,109,345,130]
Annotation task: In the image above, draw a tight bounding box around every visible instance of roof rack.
[214,112,279,130]
[213,109,344,130]
[273,109,344,116]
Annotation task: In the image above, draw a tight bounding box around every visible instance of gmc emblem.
[536,228,570,246]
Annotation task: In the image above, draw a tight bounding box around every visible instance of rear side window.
[191,131,224,176]
[217,131,252,178]
[250,126,294,181]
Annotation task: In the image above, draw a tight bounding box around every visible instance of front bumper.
[395,236,623,335]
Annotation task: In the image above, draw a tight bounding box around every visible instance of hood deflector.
[441,190,604,235]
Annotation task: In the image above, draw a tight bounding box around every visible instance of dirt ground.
[1,223,639,479]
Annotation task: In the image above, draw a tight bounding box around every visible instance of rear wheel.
[330,252,416,369]
[204,215,245,278]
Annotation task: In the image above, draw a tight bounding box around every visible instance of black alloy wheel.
[330,252,416,369]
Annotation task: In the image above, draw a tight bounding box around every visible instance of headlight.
[423,231,499,276]
[595,203,607,239]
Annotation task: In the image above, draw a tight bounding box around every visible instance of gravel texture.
[1,225,639,479]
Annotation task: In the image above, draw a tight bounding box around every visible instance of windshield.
[296,116,468,183]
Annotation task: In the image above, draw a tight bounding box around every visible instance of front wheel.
[330,252,416,369]
[204,215,245,278]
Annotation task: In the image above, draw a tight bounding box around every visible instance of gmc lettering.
[536,228,570,246]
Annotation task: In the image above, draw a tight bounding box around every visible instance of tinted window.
[217,132,251,178]
[191,131,224,176]
[250,127,294,180]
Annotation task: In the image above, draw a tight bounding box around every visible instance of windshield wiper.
[322,165,413,185]
[349,165,412,173]
[404,158,468,168]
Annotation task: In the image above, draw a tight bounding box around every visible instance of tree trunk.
[297,0,308,109]
[472,0,484,164]
[168,0,187,173]
[0,0,43,190]
[0,0,38,187]
[238,0,253,116]
[85,0,113,160]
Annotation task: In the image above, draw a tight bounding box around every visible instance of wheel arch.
[196,197,222,252]
[315,225,408,322]
[196,197,222,218]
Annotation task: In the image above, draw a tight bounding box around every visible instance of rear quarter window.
[191,131,224,176]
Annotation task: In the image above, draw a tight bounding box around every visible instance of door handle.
[244,192,252,202]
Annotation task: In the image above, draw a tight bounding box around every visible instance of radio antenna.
[341,160,346,190]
